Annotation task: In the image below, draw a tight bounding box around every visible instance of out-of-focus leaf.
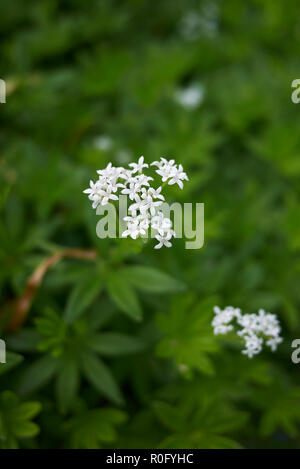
[106,272,142,321]
[121,265,186,293]
[89,332,145,356]
[258,387,300,437]
[6,329,41,353]
[0,391,41,449]
[81,351,123,405]
[64,275,103,323]
[0,351,23,376]
[56,358,79,413]
[67,407,127,449]
[156,295,219,375]
[35,309,66,356]
[19,355,59,395]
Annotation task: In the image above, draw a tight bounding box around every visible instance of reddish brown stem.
[5,248,98,332]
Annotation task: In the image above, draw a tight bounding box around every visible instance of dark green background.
[0,0,300,449]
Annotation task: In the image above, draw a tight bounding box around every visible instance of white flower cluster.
[83,156,189,249]
[212,306,283,358]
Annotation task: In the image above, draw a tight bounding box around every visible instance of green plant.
[1,0,300,450]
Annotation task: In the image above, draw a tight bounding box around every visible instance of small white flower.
[97,162,113,177]
[168,164,189,189]
[122,216,148,240]
[156,167,174,182]
[121,221,140,239]
[119,168,134,182]
[154,159,188,189]
[146,198,163,217]
[147,186,165,201]
[83,180,100,200]
[151,158,175,169]
[98,187,119,206]
[151,205,162,217]
[129,195,163,217]
[156,159,177,182]
[151,212,172,236]
[129,156,149,174]
[139,215,150,230]
[124,213,150,229]
[121,182,141,201]
[174,84,204,110]
[242,334,263,359]
[237,314,259,337]
[128,197,150,216]
[154,231,175,249]
[134,174,154,187]
[97,163,123,180]
[108,180,125,193]
[83,180,105,209]
[91,194,102,209]
[116,149,131,164]
[266,336,283,351]
[94,135,113,151]
[151,160,163,168]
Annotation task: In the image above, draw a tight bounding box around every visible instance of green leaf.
[12,421,40,438]
[6,329,41,353]
[19,355,59,395]
[0,352,23,376]
[121,265,186,293]
[259,387,300,437]
[56,358,79,413]
[12,402,42,421]
[106,271,142,321]
[81,352,123,405]
[155,295,219,376]
[67,407,127,449]
[64,275,103,323]
[152,401,185,432]
[197,435,242,449]
[0,391,19,409]
[159,434,242,449]
[81,48,131,97]
[0,391,41,448]
[158,434,194,449]
[35,309,66,356]
[87,299,117,332]
[89,332,145,356]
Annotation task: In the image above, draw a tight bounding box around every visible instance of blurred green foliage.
[0,0,300,449]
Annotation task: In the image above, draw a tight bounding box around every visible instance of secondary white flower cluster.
[83,156,189,249]
[212,306,283,358]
